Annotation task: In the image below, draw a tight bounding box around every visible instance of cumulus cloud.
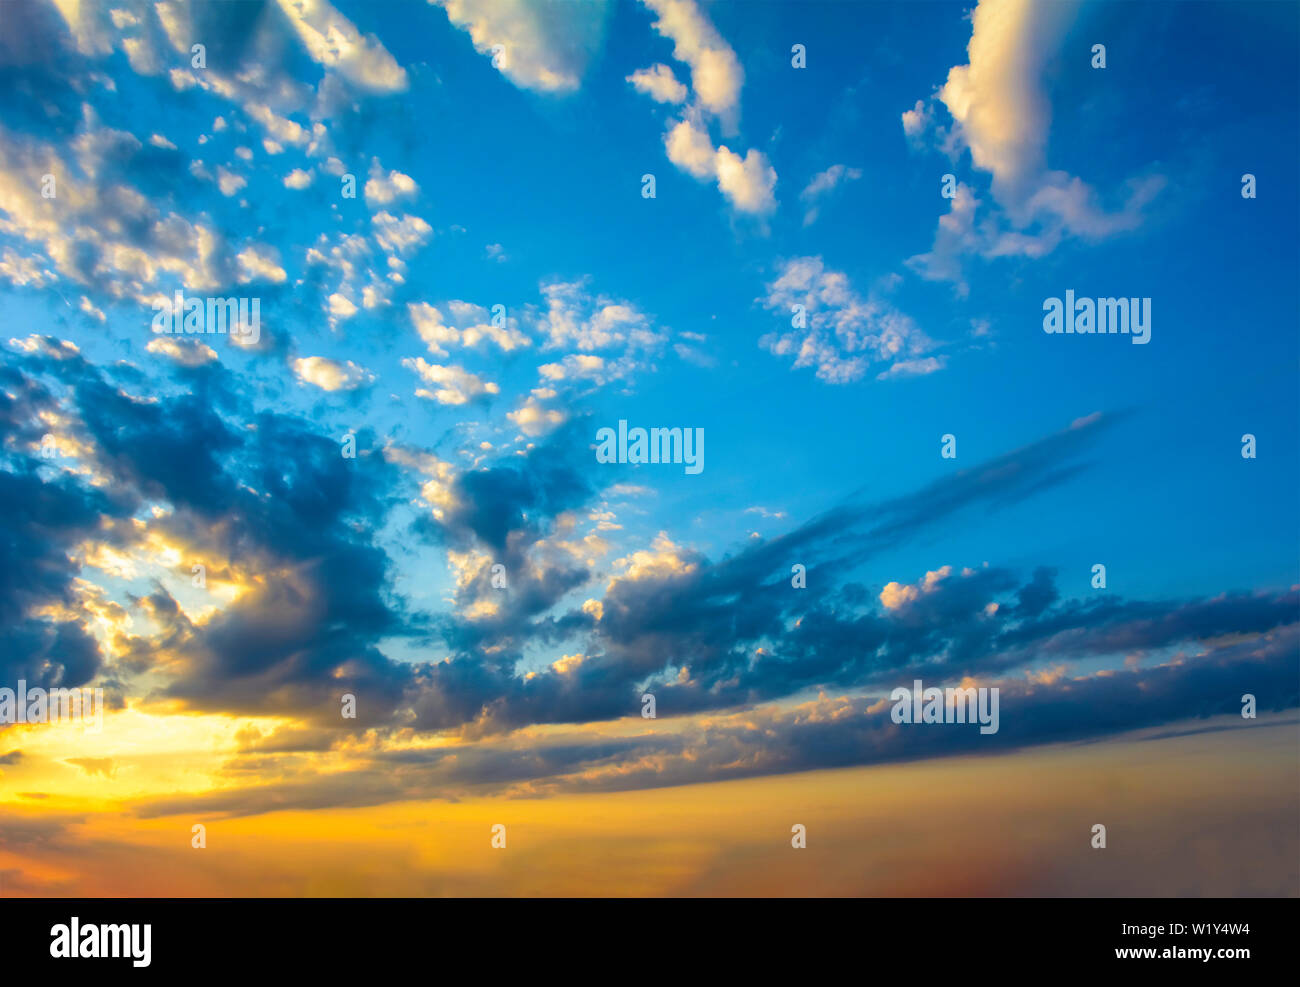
[431,0,609,93]
[408,301,530,357]
[537,279,665,354]
[403,358,500,405]
[661,110,776,216]
[276,0,408,92]
[364,158,418,206]
[283,168,314,189]
[508,395,567,437]
[626,63,687,104]
[371,212,432,255]
[905,0,1166,285]
[146,337,218,367]
[216,165,247,197]
[631,0,777,216]
[236,245,287,284]
[292,356,375,391]
[641,0,743,122]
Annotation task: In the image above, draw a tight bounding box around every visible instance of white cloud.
[538,354,606,382]
[801,164,862,202]
[292,356,375,391]
[899,98,930,141]
[876,356,945,381]
[216,165,247,197]
[284,168,314,189]
[663,117,776,215]
[275,0,408,92]
[664,116,717,178]
[713,143,777,215]
[409,302,460,357]
[758,256,937,384]
[147,337,218,367]
[408,301,530,356]
[641,0,743,121]
[0,110,243,305]
[627,63,687,104]
[880,566,953,611]
[308,229,406,323]
[905,0,1165,283]
[636,1,776,216]
[236,245,287,284]
[78,296,106,322]
[403,358,500,405]
[0,247,54,289]
[508,395,566,437]
[431,0,608,93]
[371,212,432,255]
[364,158,418,206]
[328,292,358,321]
[538,280,665,353]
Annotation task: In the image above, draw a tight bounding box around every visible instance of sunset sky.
[1,0,1297,897]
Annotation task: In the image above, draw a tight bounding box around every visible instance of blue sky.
[11,0,1295,601]
[0,0,1297,814]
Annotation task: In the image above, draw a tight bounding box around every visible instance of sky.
[0,0,1297,897]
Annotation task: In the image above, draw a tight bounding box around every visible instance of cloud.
[880,566,952,610]
[236,245,287,284]
[409,301,530,357]
[758,256,937,383]
[900,98,934,141]
[403,358,500,405]
[146,337,218,367]
[275,0,408,92]
[0,110,242,305]
[800,164,861,226]
[364,158,418,206]
[538,354,607,382]
[0,349,418,728]
[713,142,778,215]
[432,0,609,93]
[292,356,375,391]
[130,626,1299,814]
[371,212,432,256]
[663,117,776,214]
[663,116,715,178]
[905,0,1166,284]
[537,279,665,354]
[632,0,777,216]
[641,0,743,121]
[626,63,687,104]
[384,414,1130,736]
[6,342,1294,805]
[65,756,116,778]
[216,165,247,197]
[508,396,567,437]
[876,356,945,380]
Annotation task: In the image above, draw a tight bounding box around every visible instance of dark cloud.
[2,342,416,727]
[386,411,1300,739]
[4,348,1296,803]
[128,626,1299,817]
